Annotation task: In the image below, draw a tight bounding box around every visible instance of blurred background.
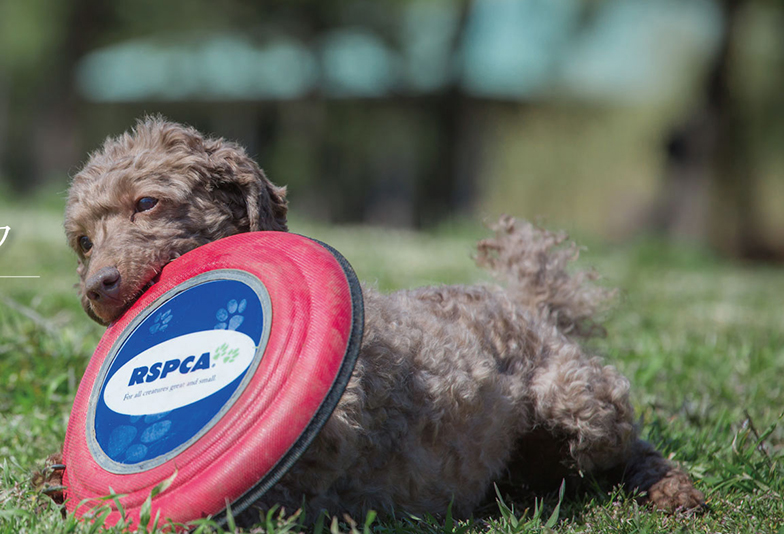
[0,0,782,258]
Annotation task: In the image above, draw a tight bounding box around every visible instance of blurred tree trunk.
[3,0,113,193]
[35,0,115,188]
[657,0,780,259]
[414,0,475,228]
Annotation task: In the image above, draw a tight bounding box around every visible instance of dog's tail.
[475,216,616,339]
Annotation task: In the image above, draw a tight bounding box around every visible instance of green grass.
[1,204,783,533]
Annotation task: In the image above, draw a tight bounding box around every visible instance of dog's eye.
[79,236,93,253]
[135,197,158,213]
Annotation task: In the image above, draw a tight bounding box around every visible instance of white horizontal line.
[0,276,41,278]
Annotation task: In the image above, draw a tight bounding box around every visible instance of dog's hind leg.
[620,440,706,512]
[525,341,704,511]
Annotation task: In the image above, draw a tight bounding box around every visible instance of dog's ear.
[204,140,288,232]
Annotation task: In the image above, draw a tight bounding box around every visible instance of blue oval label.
[87,270,271,473]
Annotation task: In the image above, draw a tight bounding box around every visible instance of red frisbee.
[62,232,363,529]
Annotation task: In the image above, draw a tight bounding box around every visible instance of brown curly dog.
[57,116,704,522]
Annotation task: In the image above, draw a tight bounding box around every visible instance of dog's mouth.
[140,271,162,294]
[130,260,172,305]
[137,251,183,295]
[127,255,181,306]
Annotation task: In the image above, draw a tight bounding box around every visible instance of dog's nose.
[85,267,121,302]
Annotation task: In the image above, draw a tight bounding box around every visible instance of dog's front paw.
[31,453,66,505]
[647,469,706,513]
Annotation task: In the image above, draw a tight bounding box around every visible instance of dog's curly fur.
[61,116,704,521]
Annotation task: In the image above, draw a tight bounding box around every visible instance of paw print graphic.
[214,298,246,331]
[106,411,172,463]
[149,309,173,334]
[213,342,240,364]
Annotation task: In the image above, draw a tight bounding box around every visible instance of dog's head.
[65,116,288,325]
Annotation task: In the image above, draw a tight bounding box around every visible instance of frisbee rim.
[211,238,364,524]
